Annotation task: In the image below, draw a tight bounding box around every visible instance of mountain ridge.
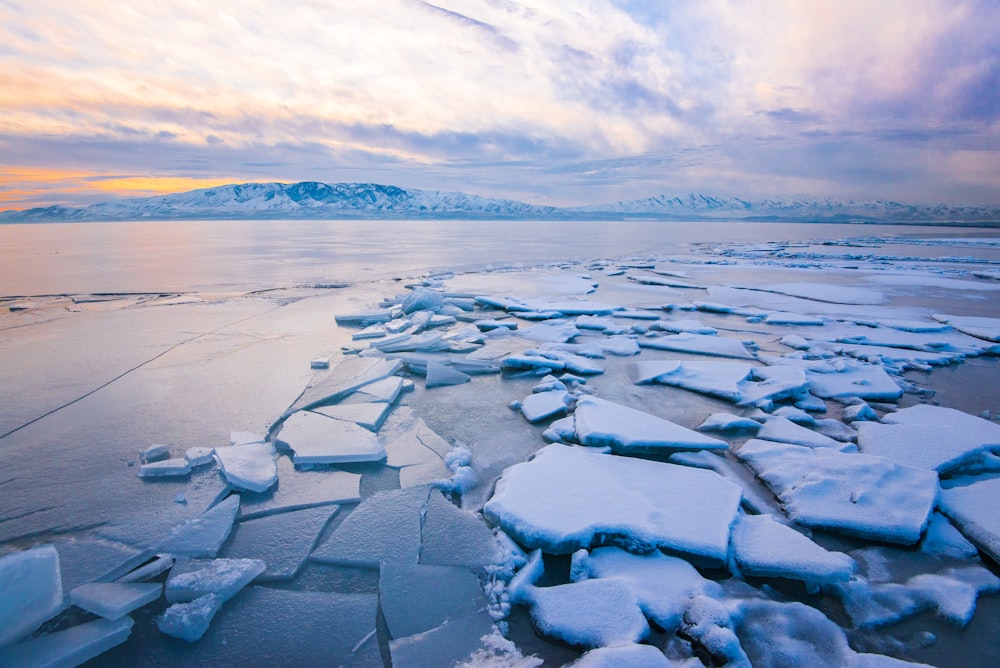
[2,181,998,224]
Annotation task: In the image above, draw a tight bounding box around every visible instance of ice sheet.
[0,616,133,666]
[573,396,728,453]
[933,314,1000,342]
[805,361,903,401]
[156,495,240,558]
[165,557,265,604]
[525,578,649,649]
[520,390,570,423]
[756,416,848,450]
[214,443,277,493]
[639,332,755,359]
[285,356,403,415]
[70,582,161,620]
[939,477,1000,564]
[731,514,855,583]
[630,360,752,402]
[420,491,505,571]
[277,410,386,465]
[311,401,393,431]
[380,562,490,640]
[237,456,360,519]
[221,505,339,580]
[0,545,63,648]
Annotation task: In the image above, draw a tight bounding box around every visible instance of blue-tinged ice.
[165,557,265,604]
[939,476,1000,565]
[525,578,649,649]
[756,416,850,450]
[569,644,674,667]
[214,443,276,493]
[730,514,855,583]
[156,494,239,558]
[630,360,752,402]
[573,396,728,454]
[70,581,161,620]
[519,390,570,423]
[157,593,221,642]
[420,491,504,571]
[0,616,133,665]
[0,545,62,648]
[277,410,385,465]
[221,505,338,580]
[237,455,360,520]
[639,332,755,359]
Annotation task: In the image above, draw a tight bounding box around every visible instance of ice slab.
[697,413,761,433]
[668,450,785,518]
[349,375,406,403]
[50,535,146,593]
[185,446,215,467]
[762,311,825,325]
[165,557,266,604]
[157,593,221,642]
[736,439,938,544]
[221,505,338,580]
[939,477,1000,564]
[630,360,752,402]
[518,322,580,343]
[277,410,386,465]
[933,314,1000,342]
[920,512,980,559]
[0,545,63,648]
[419,491,505,571]
[237,456,360,520]
[425,361,472,388]
[858,423,995,473]
[569,644,672,667]
[380,562,490,640]
[483,444,741,562]
[389,611,496,668]
[520,390,570,423]
[883,404,1000,442]
[335,310,393,325]
[738,365,810,406]
[310,356,330,369]
[639,332,755,359]
[572,546,720,630]
[285,356,403,415]
[69,582,161,620]
[525,578,649,649]
[573,396,728,454]
[0,617,133,666]
[311,401,392,432]
[311,486,429,566]
[140,443,170,464]
[731,514,855,583]
[816,323,994,356]
[173,587,379,664]
[734,282,887,305]
[138,458,192,477]
[805,362,903,401]
[651,318,717,335]
[156,494,240,558]
[756,416,847,450]
[214,443,276,493]
[230,430,265,446]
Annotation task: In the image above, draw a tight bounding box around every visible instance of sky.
[1,0,998,210]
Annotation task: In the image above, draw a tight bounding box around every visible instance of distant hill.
[2,181,998,224]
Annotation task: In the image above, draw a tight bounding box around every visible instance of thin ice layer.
[419,491,504,571]
[526,578,649,649]
[221,505,339,580]
[630,360,752,402]
[237,456,360,520]
[0,617,133,666]
[483,444,741,562]
[278,410,386,465]
[574,396,728,453]
[156,495,240,558]
[69,582,162,620]
[165,557,266,603]
[379,562,490,640]
[639,332,755,359]
[736,440,937,544]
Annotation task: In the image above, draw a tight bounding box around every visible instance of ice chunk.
[735,282,886,305]
[569,644,673,667]
[668,450,785,518]
[157,495,240,558]
[140,443,170,464]
[650,318,717,335]
[781,334,811,350]
[520,390,570,423]
[425,361,472,388]
[630,360,752,402]
[736,439,938,544]
[806,361,903,401]
[389,612,496,668]
[483,444,741,562]
[771,406,815,424]
[525,579,648,649]
[518,321,580,343]
[882,404,1000,443]
[502,351,567,372]
[639,332,755,359]
[932,314,1000,342]
[939,477,1000,564]
[311,401,392,432]
[185,446,215,467]
[50,535,146,592]
[70,582,161,620]
[349,375,406,403]
[0,617,133,665]
[731,514,855,583]
[285,356,402,415]
[158,593,221,642]
[575,315,617,331]
[138,457,192,477]
[402,287,444,313]
[697,413,761,433]
[310,356,330,369]
[858,424,991,473]
[843,403,878,422]
[0,545,63,648]
[420,491,504,571]
[230,430,265,446]
[738,365,809,406]
[277,410,385,465]
[165,557,266,603]
[572,547,720,630]
[756,416,847,450]
[311,486,429,566]
[763,312,825,325]
[117,555,174,584]
[336,310,393,325]
[222,505,338,580]
[214,443,277,492]
[238,456,360,520]
[380,562,490,640]
[574,396,728,453]
[681,595,748,666]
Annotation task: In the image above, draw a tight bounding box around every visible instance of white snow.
[524,578,649,648]
[939,477,1000,565]
[736,439,938,544]
[697,413,761,433]
[483,444,741,562]
[69,582,161,620]
[805,361,903,401]
[311,401,392,431]
[569,644,673,667]
[756,416,850,450]
[520,390,570,423]
[278,410,386,465]
[630,360,752,402]
[574,396,728,453]
[639,332,755,359]
[730,514,856,583]
[138,457,192,477]
[214,443,277,492]
[0,545,63,648]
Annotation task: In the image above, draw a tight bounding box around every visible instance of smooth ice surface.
[858,424,992,473]
[630,360,752,402]
[380,562,489,640]
[389,611,496,668]
[731,514,855,583]
[882,404,1000,442]
[425,361,472,388]
[520,390,570,423]
[736,282,886,305]
[757,416,846,450]
[639,332,755,359]
[0,545,63,648]
[185,447,215,467]
[285,356,403,415]
[933,314,1000,342]
[165,557,266,603]
[158,593,221,642]
[420,491,505,571]
[156,495,239,558]
[278,410,386,465]
[138,458,192,477]
[221,505,338,580]
[736,440,938,544]
[573,547,719,630]
[569,644,673,667]
[805,362,903,401]
[214,443,277,493]
[312,401,392,431]
[311,485,428,566]
[0,616,133,666]
[70,582,161,620]
[350,375,406,403]
[50,535,145,593]
[526,578,649,649]
[574,396,727,453]
[237,456,360,519]
[939,477,1000,564]
[483,444,741,561]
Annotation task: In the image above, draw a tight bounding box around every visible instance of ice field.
[1,221,999,666]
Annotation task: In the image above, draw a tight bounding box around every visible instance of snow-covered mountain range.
[2,182,998,223]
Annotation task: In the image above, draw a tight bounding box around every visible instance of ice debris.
[157,495,239,558]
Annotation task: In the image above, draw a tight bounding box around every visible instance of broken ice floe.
[156,495,240,558]
[138,457,192,477]
[214,442,277,492]
[572,396,727,453]
[277,410,386,465]
[939,477,1000,565]
[730,514,855,583]
[221,505,339,580]
[639,332,756,359]
[70,582,161,620]
[0,545,63,648]
[0,617,134,666]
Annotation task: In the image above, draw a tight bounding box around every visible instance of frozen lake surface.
[1,219,999,667]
